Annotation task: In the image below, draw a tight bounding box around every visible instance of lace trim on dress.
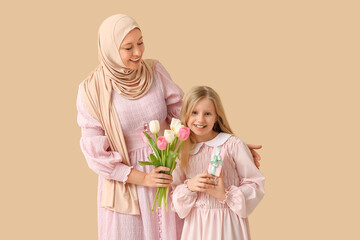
[218,187,231,204]
[122,166,134,184]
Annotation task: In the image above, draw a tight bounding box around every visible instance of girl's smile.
[187,97,218,142]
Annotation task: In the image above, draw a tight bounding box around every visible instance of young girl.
[172,86,265,240]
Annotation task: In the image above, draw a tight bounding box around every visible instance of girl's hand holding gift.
[186,171,226,201]
[205,172,226,201]
[186,172,216,192]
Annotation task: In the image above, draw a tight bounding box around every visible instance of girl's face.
[187,97,218,142]
[119,28,145,70]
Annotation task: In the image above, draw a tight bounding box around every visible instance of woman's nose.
[133,46,141,56]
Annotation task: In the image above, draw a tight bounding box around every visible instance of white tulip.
[170,118,181,131]
[149,120,160,134]
[173,123,184,135]
[170,118,183,134]
[164,130,175,143]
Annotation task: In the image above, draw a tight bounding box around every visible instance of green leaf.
[161,151,177,174]
[148,154,161,167]
[170,161,177,174]
[143,131,161,160]
[138,161,155,166]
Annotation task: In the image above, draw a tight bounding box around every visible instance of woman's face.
[119,28,145,70]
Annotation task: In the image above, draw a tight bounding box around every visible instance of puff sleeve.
[222,138,265,218]
[171,164,198,219]
[155,62,184,122]
[76,87,133,183]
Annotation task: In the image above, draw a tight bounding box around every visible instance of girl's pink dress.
[172,133,265,240]
[77,62,184,240]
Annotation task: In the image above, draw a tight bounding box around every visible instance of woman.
[76,14,262,240]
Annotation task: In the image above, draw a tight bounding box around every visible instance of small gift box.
[208,146,225,177]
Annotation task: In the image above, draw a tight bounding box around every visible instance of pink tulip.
[157,136,167,150]
[178,127,190,141]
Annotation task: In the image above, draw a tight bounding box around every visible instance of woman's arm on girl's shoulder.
[247,144,262,169]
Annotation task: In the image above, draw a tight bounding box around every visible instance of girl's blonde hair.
[180,86,233,170]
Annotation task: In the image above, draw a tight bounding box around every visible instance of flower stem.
[165,187,169,212]
[152,188,160,211]
[176,141,183,154]
[158,188,163,209]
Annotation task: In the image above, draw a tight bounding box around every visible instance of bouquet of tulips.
[139,118,190,211]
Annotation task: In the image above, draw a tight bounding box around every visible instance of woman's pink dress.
[77,62,184,240]
[172,133,265,240]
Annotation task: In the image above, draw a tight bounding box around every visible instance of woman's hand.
[186,172,216,192]
[143,166,173,188]
[247,144,262,169]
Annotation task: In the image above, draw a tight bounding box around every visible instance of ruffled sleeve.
[171,164,198,219]
[76,87,133,183]
[154,62,184,121]
[222,138,265,218]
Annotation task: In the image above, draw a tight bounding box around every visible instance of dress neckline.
[190,132,232,155]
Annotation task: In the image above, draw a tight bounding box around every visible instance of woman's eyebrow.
[121,42,132,47]
[122,37,142,46]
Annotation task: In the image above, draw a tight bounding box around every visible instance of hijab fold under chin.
[80,14,157,215]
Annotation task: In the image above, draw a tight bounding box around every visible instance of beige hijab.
[81,14,157,215]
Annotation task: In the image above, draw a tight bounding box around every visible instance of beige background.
[1,0,359,239]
